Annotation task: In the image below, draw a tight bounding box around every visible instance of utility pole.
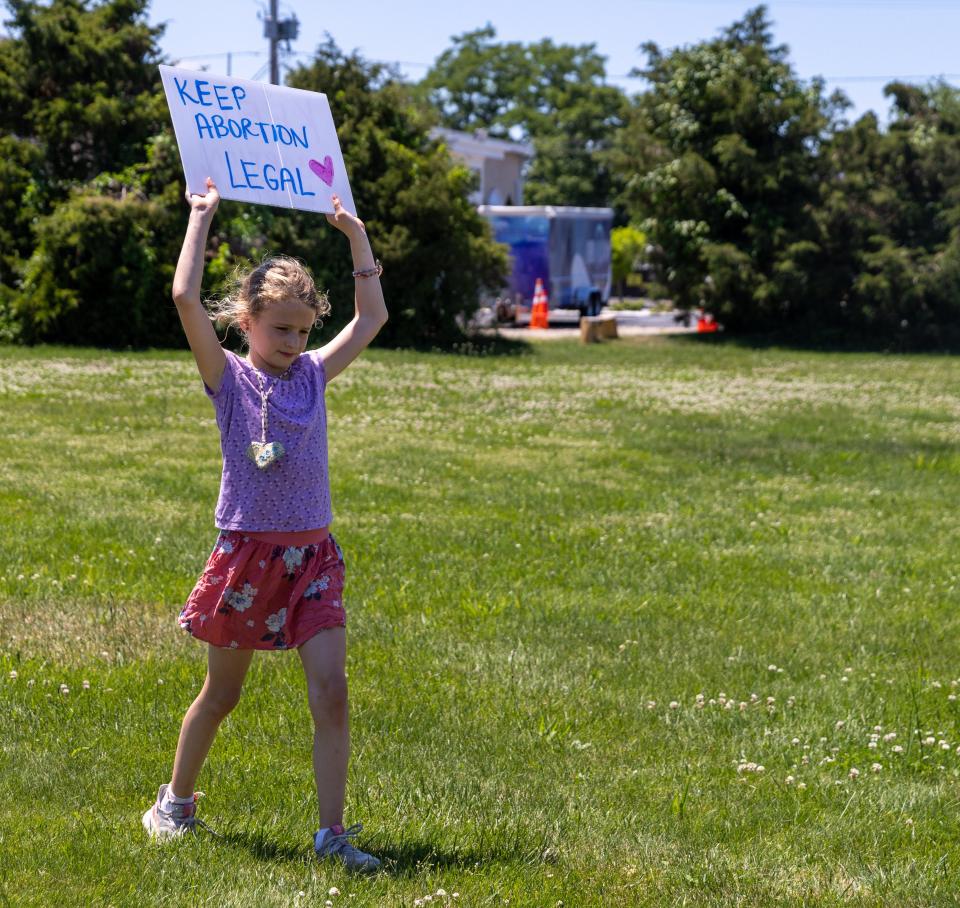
[268,0,278,85]
[262,0,299,85]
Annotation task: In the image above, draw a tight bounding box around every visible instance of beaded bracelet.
[352,260,383,279]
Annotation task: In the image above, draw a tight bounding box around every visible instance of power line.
[170,49,960,89]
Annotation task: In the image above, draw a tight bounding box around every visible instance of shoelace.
[320,823,365,855]
[161,791,221,838]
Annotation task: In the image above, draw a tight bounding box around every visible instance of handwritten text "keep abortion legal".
[172,76,324,198]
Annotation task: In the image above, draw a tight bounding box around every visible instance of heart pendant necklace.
[247,365,290,470]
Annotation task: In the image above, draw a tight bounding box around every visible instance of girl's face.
[244,298,316,376]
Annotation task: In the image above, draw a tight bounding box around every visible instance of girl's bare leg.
[169,644,255,798]
[298,627,349,827]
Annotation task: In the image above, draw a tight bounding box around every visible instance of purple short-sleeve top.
[204,349,332,532]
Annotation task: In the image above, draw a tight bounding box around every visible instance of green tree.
[610,225,646,299]
[616,6,844,328]
[0,0,171,342]
[419,25,628,210]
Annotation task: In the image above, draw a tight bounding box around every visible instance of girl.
[142,177,387,874]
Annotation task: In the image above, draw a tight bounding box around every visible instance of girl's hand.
[326,194,366,239]
[185,177,220,217]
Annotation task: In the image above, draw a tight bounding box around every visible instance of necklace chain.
[254,365,291,444]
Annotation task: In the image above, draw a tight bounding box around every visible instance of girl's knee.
[198,683,244,721]
[307,672,348,726]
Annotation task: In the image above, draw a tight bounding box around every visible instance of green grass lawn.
[3,336,960,906]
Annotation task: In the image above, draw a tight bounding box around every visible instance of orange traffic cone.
[530,278,549,329]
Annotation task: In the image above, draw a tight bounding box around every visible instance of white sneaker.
[142,784,203,839]
[314,823,382,872]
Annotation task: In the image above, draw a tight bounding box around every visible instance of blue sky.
[147,0,959,123]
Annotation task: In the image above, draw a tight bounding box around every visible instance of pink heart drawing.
[308,155,334,186]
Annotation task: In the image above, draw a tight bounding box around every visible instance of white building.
[432,127,533,206]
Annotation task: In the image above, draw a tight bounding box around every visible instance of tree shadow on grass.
[672,330,960,356]
[390,333,532,358]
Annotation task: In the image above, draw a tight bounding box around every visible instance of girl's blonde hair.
[208,256,330,336]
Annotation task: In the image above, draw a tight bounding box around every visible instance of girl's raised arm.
[172,177,227,394]
[317,195,388,382]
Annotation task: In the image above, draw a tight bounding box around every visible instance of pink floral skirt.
[178,529,346,650]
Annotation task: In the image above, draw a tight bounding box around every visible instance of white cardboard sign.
[159,64,354,214]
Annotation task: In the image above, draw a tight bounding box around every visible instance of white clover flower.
[792,738,801,745]
[924,736,936,746]
[871,763,882,773]
[8,670,17,680]
[883,732,897,742]
[835,720,845,730]
[328,887,340,897]
[668,701,679,710]
[82,680,90,690]
[868,741,878,749]
[849,767,860,779]
[785,775,795,785]
[797,782,807,790]
[436,890,447,897]
[892,745,904,753]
